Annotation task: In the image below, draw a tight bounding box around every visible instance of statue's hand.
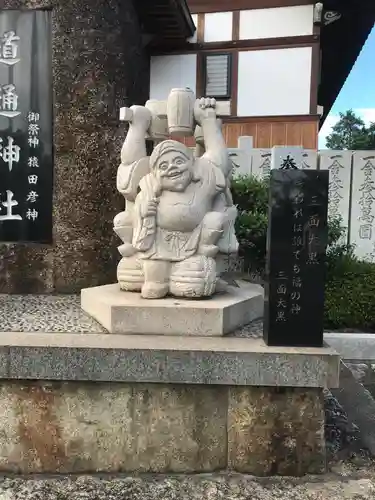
[140,198,159,218]
[130,105,152,130]
[194,97,217,125]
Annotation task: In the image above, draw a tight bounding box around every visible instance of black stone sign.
[263,169,329,347]
[0,10,53,243]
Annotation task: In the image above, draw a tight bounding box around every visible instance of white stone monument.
[228,136,253,178]
[270,146,318,171]
[350,152,375,262]
[319,150,352,244]
[81,89,263,335]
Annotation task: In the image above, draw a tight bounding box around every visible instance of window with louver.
[204,53,231,99]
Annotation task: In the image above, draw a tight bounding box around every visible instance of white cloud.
[318,115,339,149]
[358,108,375,123]
[318,108,375,149]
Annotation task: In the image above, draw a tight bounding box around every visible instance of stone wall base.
[0,381,325,476]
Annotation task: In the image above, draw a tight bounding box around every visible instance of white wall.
[188,14,198,43]
[150,55,197,101]
[239,5,314,40]
[204,12,233,42]
[237,47,312,116]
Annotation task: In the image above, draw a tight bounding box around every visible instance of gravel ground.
[0,294,105,333]
[0,463,375,500]
[0,293,266,336]
[0,292,372,336]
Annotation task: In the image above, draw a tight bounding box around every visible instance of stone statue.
[114,91,238,299]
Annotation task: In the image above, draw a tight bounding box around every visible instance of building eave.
[134,0,196,45]
[319,0,375,126]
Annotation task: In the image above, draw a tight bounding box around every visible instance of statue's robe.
[132,158,227,261]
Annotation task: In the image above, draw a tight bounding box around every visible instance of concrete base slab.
[0,331,340,387]
[326,333,375,362]
[81,282,264,336]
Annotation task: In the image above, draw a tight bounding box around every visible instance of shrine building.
[150,0,375,149]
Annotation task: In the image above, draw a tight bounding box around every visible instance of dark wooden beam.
[310,24,321,114]
[150,34,318,54]
[188,0,314,14]
[231,11,240,116]
[222,115,320,123]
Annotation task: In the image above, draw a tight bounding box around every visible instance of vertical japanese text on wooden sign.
[0,10,53,243]
[264,169,329,347]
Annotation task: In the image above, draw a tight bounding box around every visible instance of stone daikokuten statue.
[114,92,238,299]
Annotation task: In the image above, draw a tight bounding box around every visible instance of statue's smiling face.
[157,150,193,192]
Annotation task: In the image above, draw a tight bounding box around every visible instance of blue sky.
[319,25,375,147]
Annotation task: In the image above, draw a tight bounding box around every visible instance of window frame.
[202,52,232,100]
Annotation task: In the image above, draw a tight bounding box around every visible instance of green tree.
[325,109,375,150]
[365,122,375,149]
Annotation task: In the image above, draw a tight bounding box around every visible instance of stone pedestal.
[0,381,324,476]
[81,282,264,336]
[0,330,339,475]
